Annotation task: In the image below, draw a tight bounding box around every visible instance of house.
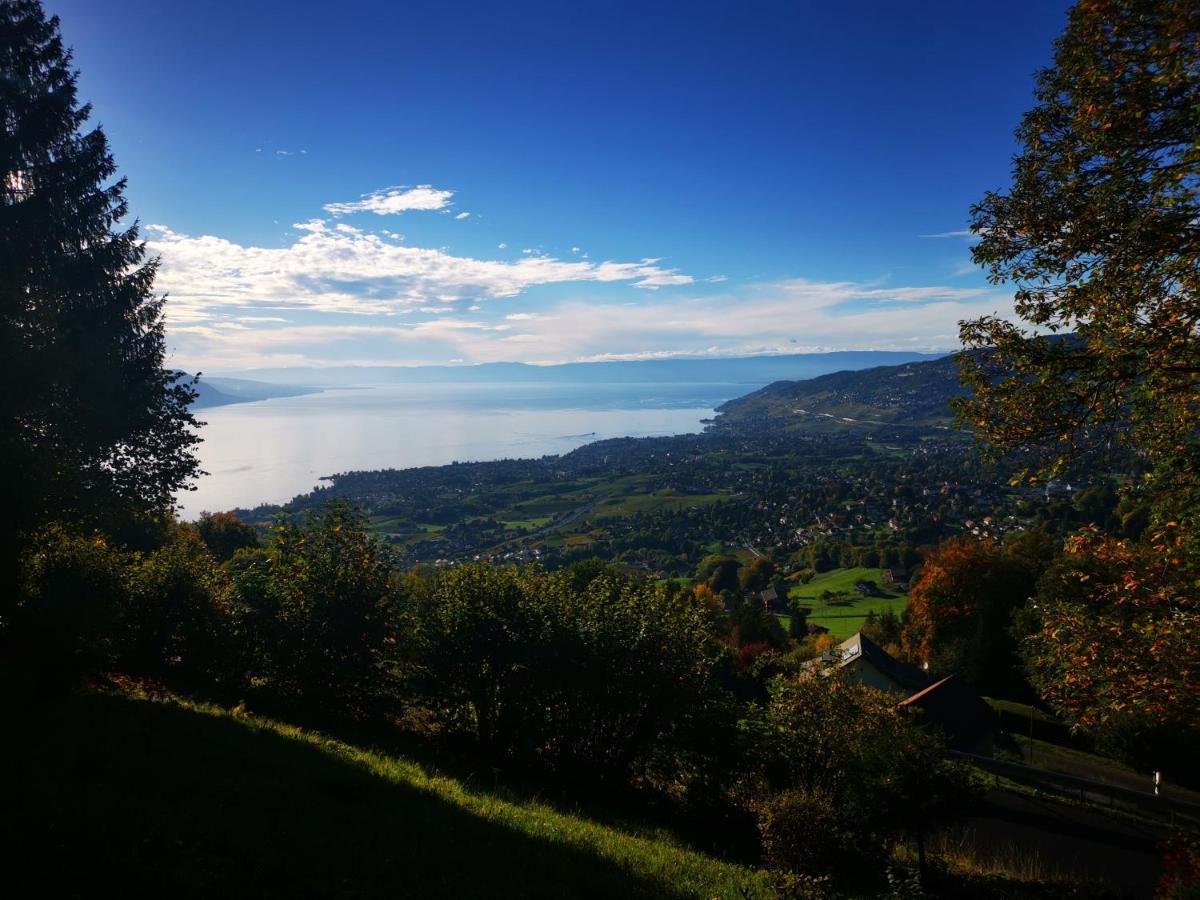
[883,567,908,587]
[899,674,995,756]
[853,580,877,597]
[759,585,781,609]
[806,623,830,636]
[805,632,930,696]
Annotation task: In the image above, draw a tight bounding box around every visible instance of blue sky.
[47,0,1071,371]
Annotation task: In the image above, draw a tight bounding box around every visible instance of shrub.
[755,788,843,875]
[409,563,730,786]
[120,525,232,684]
[253,502,396,718]
[739,672,976,879]
[195,512,260,562]
[13,525,130,682]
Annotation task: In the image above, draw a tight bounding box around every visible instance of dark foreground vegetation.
[3,0,1200,897]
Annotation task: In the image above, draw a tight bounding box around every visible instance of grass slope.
[788,567,909,639]
[2,686,772,899]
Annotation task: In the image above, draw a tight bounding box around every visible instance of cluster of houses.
[805,632,995,756]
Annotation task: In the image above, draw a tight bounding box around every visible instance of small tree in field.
[0,1,199,603]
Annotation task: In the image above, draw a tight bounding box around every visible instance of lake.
[180,381,757,517]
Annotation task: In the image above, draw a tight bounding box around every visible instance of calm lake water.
[180,381,756,517]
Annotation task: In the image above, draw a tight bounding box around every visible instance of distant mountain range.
[715,353,968,430]
[189,376,322,410]
[216,351,945,387]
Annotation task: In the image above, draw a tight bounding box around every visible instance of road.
[955,789,1164,895]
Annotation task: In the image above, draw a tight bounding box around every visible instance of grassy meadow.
[786,566,910,639]
[1,684,773,900]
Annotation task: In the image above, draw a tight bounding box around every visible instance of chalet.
[899,674,995,756]
[883,567,908,586]
[805,635,995,756]
[806,622,830,636]
[759,585,780,609]
[805,632,929,696]
[853,580,878,597]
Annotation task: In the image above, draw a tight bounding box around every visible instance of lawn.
[2,685,774,899]
[788,567,909,639]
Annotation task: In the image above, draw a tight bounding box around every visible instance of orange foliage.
[1029,527,1200,730]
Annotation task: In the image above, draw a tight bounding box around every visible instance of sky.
[46,0,1072,372]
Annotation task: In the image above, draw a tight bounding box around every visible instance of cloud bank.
[150,185,1013,370]
[146,219,695,321]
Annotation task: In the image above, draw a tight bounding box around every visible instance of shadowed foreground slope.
[1,688,772,899]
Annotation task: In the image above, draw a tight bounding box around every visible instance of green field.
[5,686,773,899]
[787,567,909,639]
[362,472,733,557]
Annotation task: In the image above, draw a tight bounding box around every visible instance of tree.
[258,503,395,717]
[14,524,129,683]
[900,537,1036,695]
[1024,526,1200,772]
[409,562,729,785]
[195,512,260,562]
[956,0,1200,729]
[739,672,975,880]
[696,554,741,593]
[121,525,231,683]
[958,0,1200,545]
[0,2,199,595]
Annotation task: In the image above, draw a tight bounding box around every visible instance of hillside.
[713,353,967,432]
[3,685,773,899]
[223,351,941,387]
[190,376,322,410]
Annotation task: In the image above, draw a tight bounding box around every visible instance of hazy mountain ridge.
[189,376,322,410]
[218,351,944,386]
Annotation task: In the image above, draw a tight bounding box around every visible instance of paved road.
[955,790,1164,896]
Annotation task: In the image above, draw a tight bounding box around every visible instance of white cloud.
[455,211,470,220]
[324,185,455,216]
[146,222,697,323]
[166,271,1012,371]
[920,229,973,238]
[497,242,508,249]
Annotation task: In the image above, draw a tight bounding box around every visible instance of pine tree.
[0,1,199,574]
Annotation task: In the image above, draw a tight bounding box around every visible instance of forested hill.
[712,352,966,431]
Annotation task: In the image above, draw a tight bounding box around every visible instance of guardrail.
[950,750,1200,822]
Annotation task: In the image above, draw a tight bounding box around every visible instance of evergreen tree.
[0,1,199,590]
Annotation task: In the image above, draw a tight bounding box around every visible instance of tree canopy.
[958,0,1200,527]
[956,0,1200,736]
[0,0,199,585]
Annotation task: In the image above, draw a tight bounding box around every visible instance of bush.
[120,525,232,684]
[408,563,731,786]
[195,512,260,562]
[13,526,130,682]
[755,788,843,875]
[248,502,396,719]
[739,672,976,879]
